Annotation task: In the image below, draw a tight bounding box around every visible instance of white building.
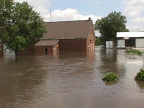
[117,32,144,48]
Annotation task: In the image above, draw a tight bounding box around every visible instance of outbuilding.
[35,19,95,55]
[117,32,144,48]
[35,40,59,55]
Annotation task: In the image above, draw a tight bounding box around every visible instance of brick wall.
[59,39,87,51]
[35,43,59,55]
[87,25,95,51]
[35,46,53,55]
[53,43,59,55]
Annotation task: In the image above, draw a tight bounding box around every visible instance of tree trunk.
[15,50,18,56]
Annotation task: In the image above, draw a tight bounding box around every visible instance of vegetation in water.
[102,72,119,82]
[135,69,144,81]
[126,49,142,56]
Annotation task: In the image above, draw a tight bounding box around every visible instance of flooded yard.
[0,48,144,108]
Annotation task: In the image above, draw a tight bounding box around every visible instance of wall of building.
[35,46,53,55]
[87,25,95,51]
[136,38,144,48]
[53,43,59,55]
[117,37,136,47]
[59,39,87,51]
[117,40,125,47]
[35,43,59,55]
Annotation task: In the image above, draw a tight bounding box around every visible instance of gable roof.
[42,20,92,39]
[117,32,144,38]
[35,40,59,47]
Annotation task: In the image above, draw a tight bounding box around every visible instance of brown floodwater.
[0,48,144,108]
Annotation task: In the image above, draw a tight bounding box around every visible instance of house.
[117,32,144,48]
[35,19,95,55]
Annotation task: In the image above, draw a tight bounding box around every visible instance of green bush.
[135,69,144,81]
[126,49,142,56]
[95,37,103,46]
[102,72,119,82]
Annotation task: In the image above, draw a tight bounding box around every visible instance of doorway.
[45,48,48,54]
[125,38,135,47]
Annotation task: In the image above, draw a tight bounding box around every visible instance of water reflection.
[0,55,49,107]
[103,81,118,86]
[100,48,126,77]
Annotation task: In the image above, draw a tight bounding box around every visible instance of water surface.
[0,48,144,108]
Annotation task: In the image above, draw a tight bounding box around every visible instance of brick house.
[35,19,95,55]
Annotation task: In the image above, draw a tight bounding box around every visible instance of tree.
[1,1,47,56]
[0,0,14,37]
[95,11,129,46]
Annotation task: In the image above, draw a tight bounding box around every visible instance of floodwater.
[0,48,144,108]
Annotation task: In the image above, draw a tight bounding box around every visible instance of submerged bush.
[126,49,142,56]
[102,72,119,82]
[135,69,144,81]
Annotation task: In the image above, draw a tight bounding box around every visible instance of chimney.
[88,17,91,21]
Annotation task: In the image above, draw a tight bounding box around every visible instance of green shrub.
[95,37,103,46]
[102,72,119,82]
[126,49,142,56]
[135,69,144,81]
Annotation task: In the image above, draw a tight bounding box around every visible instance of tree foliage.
[95,11,129,46]
[95,37,103,46]
[0,0,47,55]
[0,0,14,35]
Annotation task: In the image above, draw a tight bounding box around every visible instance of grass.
[135,69,144,81]
[126,49,142,56]
[102,72,119,82]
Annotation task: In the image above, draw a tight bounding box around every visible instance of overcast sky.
[14,0,144,32]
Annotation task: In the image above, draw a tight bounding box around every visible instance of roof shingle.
[42,20,92,39]
[35,40,59,47]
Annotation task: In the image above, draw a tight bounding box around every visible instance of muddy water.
[0,48,144,108]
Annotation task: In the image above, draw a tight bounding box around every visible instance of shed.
[117,32,144,48]
[35,40,59,55]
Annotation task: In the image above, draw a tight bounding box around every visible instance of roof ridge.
[44,19,92,23]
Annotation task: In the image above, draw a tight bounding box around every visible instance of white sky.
[14,0,144,32]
